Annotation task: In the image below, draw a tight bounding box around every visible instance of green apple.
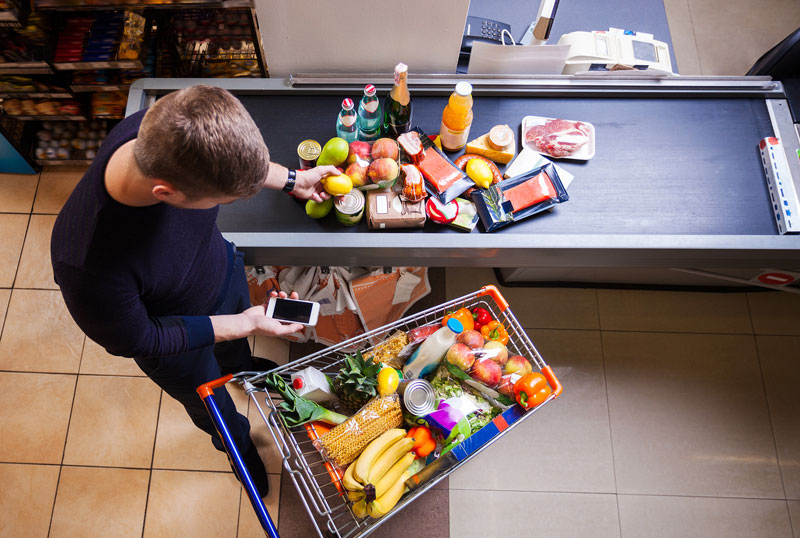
[305,197,334,219]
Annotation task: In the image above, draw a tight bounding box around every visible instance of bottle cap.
[292,377,304,389]
[342,98,354,110]
[455,81,473,96]
[446,318,464,334]
[395,63,408,74]
[364,84,376,96]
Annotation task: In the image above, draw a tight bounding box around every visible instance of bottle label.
[340,115,356,127]
[363,100,379,113]
[439,119,471,151]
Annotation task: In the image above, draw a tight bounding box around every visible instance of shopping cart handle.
[541,365,563,398]
[478,285,509,311]
[196,374,234,399]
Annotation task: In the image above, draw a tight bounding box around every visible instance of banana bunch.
[343,428,415,519]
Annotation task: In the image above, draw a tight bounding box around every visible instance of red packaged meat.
[410,127,474,204]
[398,131,425,164]
[523,117,593,158]
[400,164,426,202]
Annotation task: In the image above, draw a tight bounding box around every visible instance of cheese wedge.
[465,130,516,164]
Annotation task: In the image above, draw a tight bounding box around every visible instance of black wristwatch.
[282,169,297,193]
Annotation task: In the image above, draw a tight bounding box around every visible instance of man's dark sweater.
[51,110,232,358]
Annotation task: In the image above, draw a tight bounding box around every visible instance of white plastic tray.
[521,115,596,161]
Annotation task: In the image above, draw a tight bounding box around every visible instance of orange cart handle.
[478,284,509,311]
[196,373,234,399]
[541,365,563,398]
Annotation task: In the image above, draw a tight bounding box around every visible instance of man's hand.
[291,166,340,203]
[241,290,304,337]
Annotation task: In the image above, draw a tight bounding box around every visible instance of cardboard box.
[367,189,426,229]
[760,137,800,234]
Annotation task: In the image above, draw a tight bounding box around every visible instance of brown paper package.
[367,189,426,229]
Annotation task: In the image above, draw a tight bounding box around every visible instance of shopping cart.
[198,285,562,538]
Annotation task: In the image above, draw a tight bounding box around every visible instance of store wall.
[253,0,470,76]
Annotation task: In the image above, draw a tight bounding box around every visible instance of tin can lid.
[334,189,365,213]
[342,98,354,110]
[297,139,321,160]
[364,84,376,96]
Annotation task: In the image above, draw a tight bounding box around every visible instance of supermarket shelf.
[35,0,225,9]
[0,9,22,27]
[0,62,53,75]
[70,84,131,92]
[53,60,143,71]
[0,91,73,98]
[6,114,87,121]
[91,113,123,119]
[38,158,93,165]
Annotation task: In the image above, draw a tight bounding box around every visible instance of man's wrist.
[282,169,297,193]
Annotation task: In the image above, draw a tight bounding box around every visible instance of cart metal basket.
[198,285,562,538]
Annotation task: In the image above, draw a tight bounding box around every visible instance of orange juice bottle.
[439,81,473,152]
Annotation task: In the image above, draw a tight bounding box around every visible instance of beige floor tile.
[0,289,84,373]
[757,336,800,499]
[253,335,291,365]
[604,332,783,498]
[0,463,60,538]
[449,329,616,494]
[618,495,793,538]
[663,0,702,74]
[153,383,249,472]
[689,0,800,75]
[143,470,241,538]
[748,292,800,336]
[789,501,800,537]
[0,172,39,213]
[449,490,620,538]
[50,466,149,538]
[0,372,76,464]
[237,473,281,537]
[33,166,86,214]
[15,214,57,289]
[0,288,9,334]
[597,289,752,334]
[247,390,285,477]
[0,213,28,287]
[63,375,160,468]
[446,267,600,329]
[79,337,145,376]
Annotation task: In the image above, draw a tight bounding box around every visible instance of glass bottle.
[383,62,412,138]
[335,97,358,142]
[439,81,474,152]
[357,84,382,141]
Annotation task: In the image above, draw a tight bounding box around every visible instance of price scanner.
[557,28,674,75]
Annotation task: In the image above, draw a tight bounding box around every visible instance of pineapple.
[333,351,380,413]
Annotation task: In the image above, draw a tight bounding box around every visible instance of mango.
[305,197,334,219]
[317,137,350,167]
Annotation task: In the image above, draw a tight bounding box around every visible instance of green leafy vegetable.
[264,373,348,428]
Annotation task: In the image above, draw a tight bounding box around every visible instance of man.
[51,85,338,497]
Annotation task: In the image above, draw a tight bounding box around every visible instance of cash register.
[557,28,674,75]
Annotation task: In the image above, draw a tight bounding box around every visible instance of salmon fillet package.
[471,163,569,232]
[403,126,475,204]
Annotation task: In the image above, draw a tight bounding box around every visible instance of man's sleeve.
[54,262,215,358]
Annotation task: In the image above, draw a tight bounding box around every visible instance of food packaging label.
[367,189,426,229]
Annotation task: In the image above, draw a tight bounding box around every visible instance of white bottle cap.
[455,81,473,96]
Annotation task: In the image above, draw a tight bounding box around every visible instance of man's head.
[133,85,269,207]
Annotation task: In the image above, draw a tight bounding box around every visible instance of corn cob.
[362,331,409,369]
[319,394,403,467]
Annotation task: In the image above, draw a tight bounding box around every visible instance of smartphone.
[265,297,320,326]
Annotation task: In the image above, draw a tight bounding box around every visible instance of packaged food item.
[522,116,595,159]
[399,164,426,202]
[397,130,424,164]
[472,163,569,232]
[383,62,412,138]
[410,127,474,204]
[397,378,437,416]
[407,324,440,344]
[297,139,321,169]
[448,198,479,232]
[291,366,335,403]
[91,91,127,117]
[334,189,365,226]
[362,330,409,369]
[465,124,516,164]
[403,318,463,380]
[438,81,473,151]
[367,189,426,230]
[317,394,403,467]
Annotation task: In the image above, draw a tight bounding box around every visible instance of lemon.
[465,158,494,189]
[377,367,400,396]
[321,173,353,196]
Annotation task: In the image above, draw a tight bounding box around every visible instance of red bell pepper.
[471,307,492,330]
[513,372,552,410]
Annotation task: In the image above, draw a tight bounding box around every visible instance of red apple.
[445,343,475,372]
[345,161,369,187]
[347,141,371,165]
[470,358,502,388]
[479,341,508,365]
[497,374,520,398]
[456,329,484,349]
[371,138,399,160]
[504,355,532,376]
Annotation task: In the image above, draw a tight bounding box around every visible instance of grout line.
[0,369,146,377]
[8,213,32,290]
[599,330,623,537]
[446,487,791,502]
[141,390,163,538]
[46,372,80,537]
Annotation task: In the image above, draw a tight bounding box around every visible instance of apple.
[470,358,502,388]
[367,158,399,183]
[371,138,399,160]
[497,374,520,398]
[504,355,532,376]
[445,343,475,372]
[347,141,371,165]
[456,329,484,349]
[479,340,508,365]
[345,161,369,187]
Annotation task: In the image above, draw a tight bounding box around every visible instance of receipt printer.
[558,28,673,75]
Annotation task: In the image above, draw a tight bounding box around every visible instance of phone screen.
[271,299,314,324]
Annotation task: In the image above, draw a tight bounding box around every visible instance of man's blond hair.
[133,85,269,199]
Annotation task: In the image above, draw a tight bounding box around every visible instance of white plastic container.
[291,367,334,403]
[402,318,464,380]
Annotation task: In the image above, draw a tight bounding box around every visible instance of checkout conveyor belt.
[126,76,800,269]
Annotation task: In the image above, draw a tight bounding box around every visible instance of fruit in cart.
[471,307,493,330]
[343,461,364,491]
[318,137,350,166]
[367,158,399,183]
[345,161,369,187]
[305,197,334,219]
[405,426,435,459]
[445,343,476,372]
[377,367,401,396]
[373,451,415,498]
[479,340,508,365]
[470,358,502,388]
[481,320,510,345]
[332,351,380,413]
[513,372,552,410]
[371,137,399,160]
[367,437,415,484]
[442,307,475,332]
[497,374,519,398]
[352,499,369,519]
[347,140,371,164]
[504,355,533,376]
[353,428,407,484]
[321,173,353,196]
[348,489,366,502]
[367,470,410,518]
[456,329,484,350]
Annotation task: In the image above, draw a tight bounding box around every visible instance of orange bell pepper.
[480,320,509,345]
[406,426,436,459]
[513,372,552,410]
[442,307,474,332]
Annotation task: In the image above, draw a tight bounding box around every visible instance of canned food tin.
[334,189,365,226]
[297,139,321,170]
[397,378,437,416]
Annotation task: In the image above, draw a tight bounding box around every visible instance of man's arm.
[211,296,303,343]
[263,162,340,203]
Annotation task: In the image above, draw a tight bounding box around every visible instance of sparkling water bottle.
[357,84,382,141]
[336,98,358,142]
